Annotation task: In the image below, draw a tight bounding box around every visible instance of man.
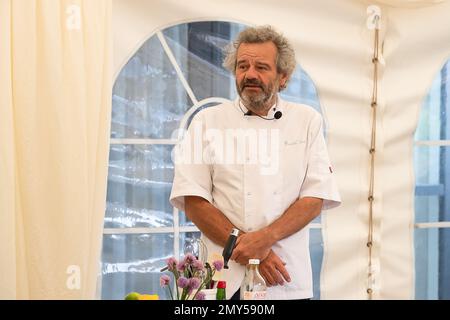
[170,25,340,300]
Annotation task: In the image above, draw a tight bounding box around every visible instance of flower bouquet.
[160,253,223,300]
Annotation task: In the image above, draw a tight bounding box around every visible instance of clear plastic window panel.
[310,228,323,300]
[179,210,195,227]
[414,60,450,299]
[414,146,450,223]
[415,61,449,142]
[111,36,193,139]
[101,233,174,300]
[414,228,450,299]
[105,144,174,228]
[162,22,244,102]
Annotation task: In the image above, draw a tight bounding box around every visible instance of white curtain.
[0,0,112,299]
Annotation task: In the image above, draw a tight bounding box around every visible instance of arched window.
[414,61,450,299]
[101,21,323,299]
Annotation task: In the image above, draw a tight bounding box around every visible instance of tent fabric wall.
[112,0,450,298]
[379,2,450,298]
[0,0,112,299]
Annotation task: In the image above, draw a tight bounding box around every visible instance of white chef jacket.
[170,98,341,299]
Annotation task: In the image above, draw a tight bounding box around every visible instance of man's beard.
[237,78,279,112]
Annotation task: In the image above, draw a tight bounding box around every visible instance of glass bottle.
[240,259,267,300]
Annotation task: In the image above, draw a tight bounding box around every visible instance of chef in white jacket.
[170,25,341,300]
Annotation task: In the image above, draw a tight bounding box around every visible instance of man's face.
[235,41,287,111]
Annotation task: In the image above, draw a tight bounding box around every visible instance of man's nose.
[245,66,258,79]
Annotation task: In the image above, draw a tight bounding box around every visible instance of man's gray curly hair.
[223,25,296,89]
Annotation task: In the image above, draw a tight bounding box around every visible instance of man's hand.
[230,230,273,265]
[259,250,291,287]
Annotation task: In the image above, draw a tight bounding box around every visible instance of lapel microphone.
[239,100,283,120]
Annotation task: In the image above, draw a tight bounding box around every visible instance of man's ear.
[279,73,288,91]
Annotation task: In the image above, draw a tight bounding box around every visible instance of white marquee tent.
[1,0,449,299]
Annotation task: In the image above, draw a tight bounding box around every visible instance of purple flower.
[188,277,200,290]
[177,277,189,289]
[213,260,224,272]
[183,253,196,265]
[166,257,178,271]
[160,274,170,287]
[195,291,206,300]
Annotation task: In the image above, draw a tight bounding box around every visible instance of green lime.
[125,292,140,300]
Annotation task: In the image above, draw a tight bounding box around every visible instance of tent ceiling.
[368,0,446,8]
